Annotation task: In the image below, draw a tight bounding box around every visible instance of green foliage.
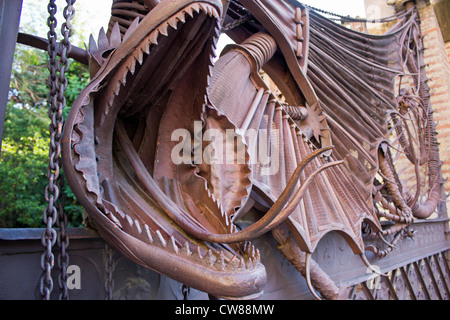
[0,45,89,228]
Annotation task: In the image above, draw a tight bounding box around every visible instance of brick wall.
[418,3,450,211]
[362,1,450,213]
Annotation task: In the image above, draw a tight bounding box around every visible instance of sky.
[297,0,366,18]
[19,0,367,37]
[80,0,368,23]
[19,0,367,54]
[82,0,368,37]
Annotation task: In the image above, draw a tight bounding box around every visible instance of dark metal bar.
[433,253,450,297]
[360,282,375,300]
[0,0,23,153]
[16,32,89,65]
[441,251,450,279]
[400,265,417,300]
[385,270,399,300]
[413,260,432,300]
[424,256,443,299]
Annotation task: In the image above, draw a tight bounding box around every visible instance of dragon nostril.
[102,49,114,59]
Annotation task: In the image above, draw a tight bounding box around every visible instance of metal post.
[0,0,23,153]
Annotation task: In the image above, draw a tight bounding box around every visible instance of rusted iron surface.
[61,0,447,299]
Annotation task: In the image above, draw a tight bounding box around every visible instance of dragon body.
[61,0,444,299]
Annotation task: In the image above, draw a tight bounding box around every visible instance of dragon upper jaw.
[62,0,266,299]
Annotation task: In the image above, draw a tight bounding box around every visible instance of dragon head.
[62,0,266,299]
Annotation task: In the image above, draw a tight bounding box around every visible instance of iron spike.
[155,230,167,247]
[170,236,179,254]
[144,224,153,243]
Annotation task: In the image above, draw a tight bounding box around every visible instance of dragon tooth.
[191,3,200,13]
[144,224,153,243]
[159,23,169,37]
[143,40,150,55]
[121,68,128,86]
[177,11,186,23]
[129,57,137,75]
[213,25,221,38]
[109,90,116,106]
[137,48,144,65]
[255,248,261,263]
[133,219,142,234]
[207,5,216,17]
[198,3,208,14]
[213,251,226,270]
[207,249,215,266]
[193,246,203,260]
[224,213,229,226]
[208,64,214,78]
[206,5,213,16]
[225,255,239,271]
[106,211,122,229]
[149,31,159,45]
[185,7,194,18]
[239,257,246,270]
[170,236,179,254]
[155,230,167,247]
[211,35,219,51]
[249,244,256,257]
[211,7,219,18]
[245,258,254,270]
[124,214,133,227]
[167,16,178,30]
[181,242,192,256]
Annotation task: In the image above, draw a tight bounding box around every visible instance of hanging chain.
[104,243,115,300]
[40,0,58,300]
[40,0,75,300]
[56,0,75,300]
[182,284,190,300]
[299,2,408,23]
[222,13,252,31]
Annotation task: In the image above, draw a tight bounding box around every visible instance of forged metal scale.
[62,0,446,299]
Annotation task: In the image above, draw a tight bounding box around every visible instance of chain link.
[40,0,75,300]
[299,2,407,23]
[104,243,115,300]
[182,284,190,300]
[40,0,58,300]
[222,13,252,31]
[56,0,75,301]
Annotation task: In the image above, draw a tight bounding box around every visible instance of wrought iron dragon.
[61,0,445,299]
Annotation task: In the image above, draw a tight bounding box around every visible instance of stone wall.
[418,2,450,208]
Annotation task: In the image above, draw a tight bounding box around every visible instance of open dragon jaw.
[61,0,445,300]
